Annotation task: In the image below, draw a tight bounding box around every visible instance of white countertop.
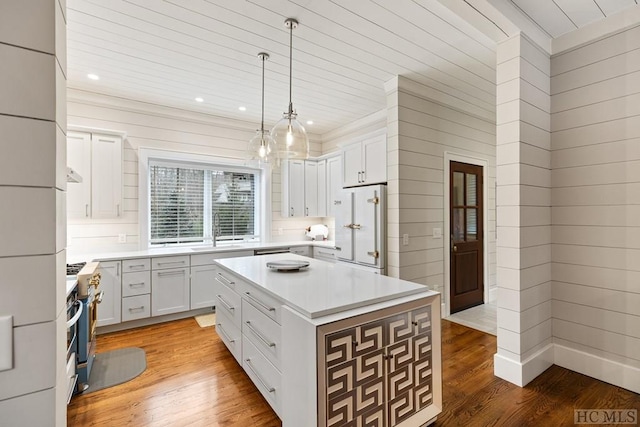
[69,240,335,263]
[215,253,435,319]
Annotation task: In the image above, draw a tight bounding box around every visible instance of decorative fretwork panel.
[322,304,435,427]
[327,349,385,401]
[327,376,385,427]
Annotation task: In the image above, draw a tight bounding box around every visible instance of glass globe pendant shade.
[271,111,309,160]
[247,129,276,168]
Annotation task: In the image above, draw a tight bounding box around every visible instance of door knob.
[453,245,457,252]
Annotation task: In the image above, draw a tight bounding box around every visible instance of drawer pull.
[245,321,276,348]
[216,323,236,344]
[156,260,186,266]
[216,272,235,286]
[216,294,235,312]
[128,264,146,269]
[157,270,185,277]
[245,358,275,393]
[128,282,146,287]
[128,305,145,312]
[245,292,276,313]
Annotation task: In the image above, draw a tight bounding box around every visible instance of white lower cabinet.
[313,247,337,263]
[190,264,217,310]
[122,294,151,322]
[151,267,190,316]
[214,309,242,364]
[97,261,121,327]
[243,336,283,417]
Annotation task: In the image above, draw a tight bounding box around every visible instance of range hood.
[66,166,83,183]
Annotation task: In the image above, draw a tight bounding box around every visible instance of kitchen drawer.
[242,336,282,417]
[191,250,253,266]
[215,268,240,292]
[152,255,189,270]
[242,300,282,370]
[214,278,242,328]
[216,309,242,365]
[122,258,150,273]
[314,247,337,262]
[122,271,151,297]
[237,280,283,325]
[122,294,151,322]
[289,246,311,257]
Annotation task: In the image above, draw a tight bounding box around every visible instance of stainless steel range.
[67,262,102,394]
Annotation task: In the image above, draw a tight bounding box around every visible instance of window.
[148,160,259,246]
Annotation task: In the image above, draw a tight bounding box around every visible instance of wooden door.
[450,161,484,314]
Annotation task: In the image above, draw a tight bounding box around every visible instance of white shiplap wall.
[67,89,322,253]
[550,24,640,393]
[0,1,68,424]
[386,76,496,298]
[494,33,553,387]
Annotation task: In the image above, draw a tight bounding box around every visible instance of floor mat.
[195,313,216,328]
[82,347,146,394]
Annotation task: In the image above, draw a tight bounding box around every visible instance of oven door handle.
[66,301,83,328]
[95,290,104,304]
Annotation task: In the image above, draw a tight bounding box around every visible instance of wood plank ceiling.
[65,0,638,135]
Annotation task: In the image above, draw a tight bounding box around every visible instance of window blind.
[149,162,258,246]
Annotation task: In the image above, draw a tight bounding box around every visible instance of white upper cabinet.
[281,159,305,218]
[304,161,319,217]
[67,130,123,219]
[342,132,387,187]
[317,159,327,217]
[326,155,342,217]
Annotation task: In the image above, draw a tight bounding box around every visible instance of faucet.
[212,211,221,247]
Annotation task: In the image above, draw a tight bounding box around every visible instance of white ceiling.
[65,0,638,135]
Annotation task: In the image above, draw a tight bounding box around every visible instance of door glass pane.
[467,208,477,241]
[453,208,464,241]
[453,172,464,206]
[466,173,477,206]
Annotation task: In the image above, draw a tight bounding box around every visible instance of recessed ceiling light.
[306,120,314,125]
[87,73,100,81]
[239,106,247,111]
[195,97,204,103]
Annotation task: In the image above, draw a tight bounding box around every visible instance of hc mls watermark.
[575,409,638,425]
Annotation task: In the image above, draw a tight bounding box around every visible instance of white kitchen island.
[214,253,442,427]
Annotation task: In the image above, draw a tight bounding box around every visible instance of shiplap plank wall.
[0,1,68,424]
[387,76,496,298]
[495,34,553,385]
[67,89,322,253]
[551,25,640,386]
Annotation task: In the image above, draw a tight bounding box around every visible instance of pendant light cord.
[260,53,265,133]
[288,21,293,115]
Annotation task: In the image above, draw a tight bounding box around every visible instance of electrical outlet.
[278,228,283,236]
[118,233,127,243]
[402,234,409,246]
[433,228,442,239]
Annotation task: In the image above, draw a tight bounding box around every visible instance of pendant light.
[271,18,309,160]
[247,52,277,168]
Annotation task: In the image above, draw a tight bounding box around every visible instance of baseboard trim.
[494,343,554,386]
[554,344,640,394]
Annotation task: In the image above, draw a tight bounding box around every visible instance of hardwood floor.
[68,318,640,427]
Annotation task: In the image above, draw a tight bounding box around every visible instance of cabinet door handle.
[85,204,89,217]
[361,170,366,183]
[216,272,235,286]
[216,294,235,312]
[216,323,236,344]
[245,320,276,348]
[245,292,276,312]
[157,260,186,266]
[128,264,146,270]
[290,206,294,217]
[245,358,275,393]
[117,203,121,217]
[116,263,120,277]
[305,207,309,216]
[157,270,185,277]
[357,171,361,183]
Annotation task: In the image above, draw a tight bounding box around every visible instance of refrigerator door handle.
[367,251,380,259]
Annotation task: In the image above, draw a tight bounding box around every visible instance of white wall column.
[494,33,553,386]
[0,1,68,425]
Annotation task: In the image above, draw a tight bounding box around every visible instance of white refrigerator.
[335,184,386,274]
